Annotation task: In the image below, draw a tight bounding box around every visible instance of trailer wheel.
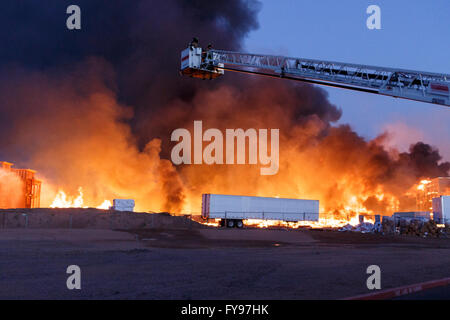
[236,220,244,228]
[226,219,235,228]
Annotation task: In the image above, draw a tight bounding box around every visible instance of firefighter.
[205,43,214,69]
[190,37,199,49]
[206,43,213,58]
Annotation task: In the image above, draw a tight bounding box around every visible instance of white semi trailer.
[201,194,319,228]
[432,196,450,224]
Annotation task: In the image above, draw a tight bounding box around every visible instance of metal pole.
[22,214,28,228]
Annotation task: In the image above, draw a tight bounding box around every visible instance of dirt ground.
[0,208,202,230]
[1,227,450,300]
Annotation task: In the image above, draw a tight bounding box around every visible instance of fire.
[194,177,431,230]
[97,200,113,210]
[2,3,448,231]
[245,212,375,229]
[50,187,111,210]
[12,65,443,224]
[199,214,375,229]
[50,187,84,208]
[200,219,221,227]
[417,179,432,191]
[10,71,444,222]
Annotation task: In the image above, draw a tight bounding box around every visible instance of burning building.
[0,161,41,209]
[416,177,450,212]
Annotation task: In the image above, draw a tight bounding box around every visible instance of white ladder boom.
[180,46,450,107]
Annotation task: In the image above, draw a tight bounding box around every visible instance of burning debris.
[50,187,112,210]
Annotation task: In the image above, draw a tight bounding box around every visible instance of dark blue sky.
[245,0,450,160]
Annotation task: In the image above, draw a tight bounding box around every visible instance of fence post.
[22,214,28,228]
[110,212,114,230]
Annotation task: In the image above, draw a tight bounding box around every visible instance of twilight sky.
[244,0,450,160]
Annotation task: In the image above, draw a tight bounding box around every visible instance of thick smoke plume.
[0,1,448,213]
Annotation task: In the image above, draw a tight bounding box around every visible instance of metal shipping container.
[392,211,431,221]
[112,199,135,212]
[432,196,450,224]
[202,194,319,226]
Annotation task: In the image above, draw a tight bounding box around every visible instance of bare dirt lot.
[1,227,449,299]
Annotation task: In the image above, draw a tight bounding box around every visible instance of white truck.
[201,194,319,228]
[432,196,450,224]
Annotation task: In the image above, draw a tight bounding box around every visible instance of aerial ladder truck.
[180,44,450,107]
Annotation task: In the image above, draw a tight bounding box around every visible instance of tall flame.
[50,187,111,210]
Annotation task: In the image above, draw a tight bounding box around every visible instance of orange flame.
[417,179,432,191]
[50,187,111,210]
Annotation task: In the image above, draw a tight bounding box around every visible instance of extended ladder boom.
[180,46,450,107]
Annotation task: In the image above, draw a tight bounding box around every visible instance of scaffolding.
[0,161,41,208]
[416,177,450,212]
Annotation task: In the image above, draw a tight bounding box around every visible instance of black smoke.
[0,0,262,144]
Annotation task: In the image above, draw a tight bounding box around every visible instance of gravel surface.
[1,228,449,299]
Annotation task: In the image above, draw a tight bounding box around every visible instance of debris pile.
[418,220,440,238]
[396,219,445,237]
[381,217,395,235]
[338,222,380,233]
[340,216,449,238]
[399,219,422,236]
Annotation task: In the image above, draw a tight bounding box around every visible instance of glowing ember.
[200,219,221,227]
[198,213,376,229]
